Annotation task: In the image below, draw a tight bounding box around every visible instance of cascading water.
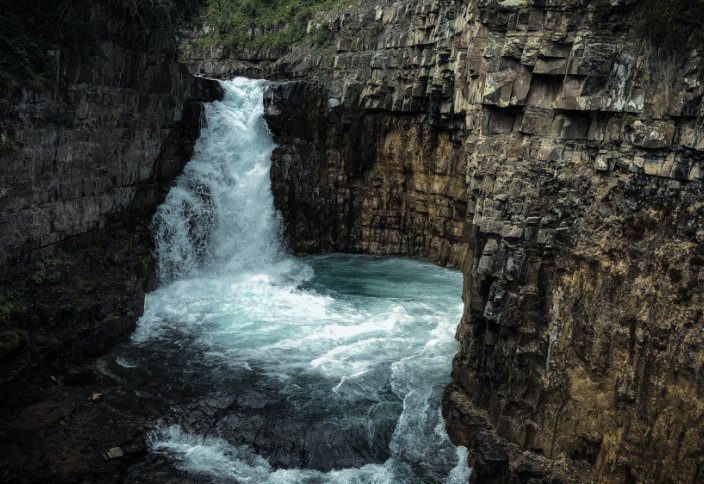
[151,78,283,282]
[109,78,470,483]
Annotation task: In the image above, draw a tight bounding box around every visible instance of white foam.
[446,446,472,484]
[148,424,429,483]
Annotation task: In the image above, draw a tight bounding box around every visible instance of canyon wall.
[189,0,704,481]
[264,81,471,266]
[0,4,220,390]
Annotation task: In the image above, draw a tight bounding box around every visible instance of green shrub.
[201,0,344,48]
[308,26,333,47]
[635,0,704,55]
[30,256,70,286]
[254,27,308,48]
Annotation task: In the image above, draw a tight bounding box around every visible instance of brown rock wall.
[265,81,471,265]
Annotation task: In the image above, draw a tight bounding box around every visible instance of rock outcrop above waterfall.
[187,0,704,481]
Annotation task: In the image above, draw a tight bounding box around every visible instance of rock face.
[264,81,471,265]
[189,0,704,481]
[0,4,220,390]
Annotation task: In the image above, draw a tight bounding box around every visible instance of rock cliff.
[0,3,219,391]
[187,0,704,481]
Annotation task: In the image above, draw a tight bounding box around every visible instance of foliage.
[635,0,704,55]
[307,26,334,47]
[0,0,200,92]
[201,0,343,48]
[254,28,306,48]
[0,1,74,91]
[30,255,70,285]
[370,21,384,36]
[0,0,342,90]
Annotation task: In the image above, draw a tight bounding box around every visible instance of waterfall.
[151,78,282,283]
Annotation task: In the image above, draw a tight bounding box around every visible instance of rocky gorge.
[1,0,703,482]
[185,0,704,481]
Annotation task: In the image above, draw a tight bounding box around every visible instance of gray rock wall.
[0,4,220,388]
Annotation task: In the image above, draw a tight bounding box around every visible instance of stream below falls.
[100,78,470,483]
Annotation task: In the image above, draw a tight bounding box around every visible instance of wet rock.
[104,447,123,460]
[0,2,220,480]
[472,438,509,481]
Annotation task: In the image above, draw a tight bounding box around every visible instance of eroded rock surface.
[265,81,471,265]
[0,6,219,479]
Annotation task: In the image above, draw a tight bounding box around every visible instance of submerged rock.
[64,366,97,386]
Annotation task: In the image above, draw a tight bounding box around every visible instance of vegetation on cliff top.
[200,0,344,48]
[2,0,702,91]
[0,0,341,91]
[0,1,85,91]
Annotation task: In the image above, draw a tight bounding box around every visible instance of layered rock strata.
[0,4,220,390]
[190,0,704,481]
[264,81,471,265]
